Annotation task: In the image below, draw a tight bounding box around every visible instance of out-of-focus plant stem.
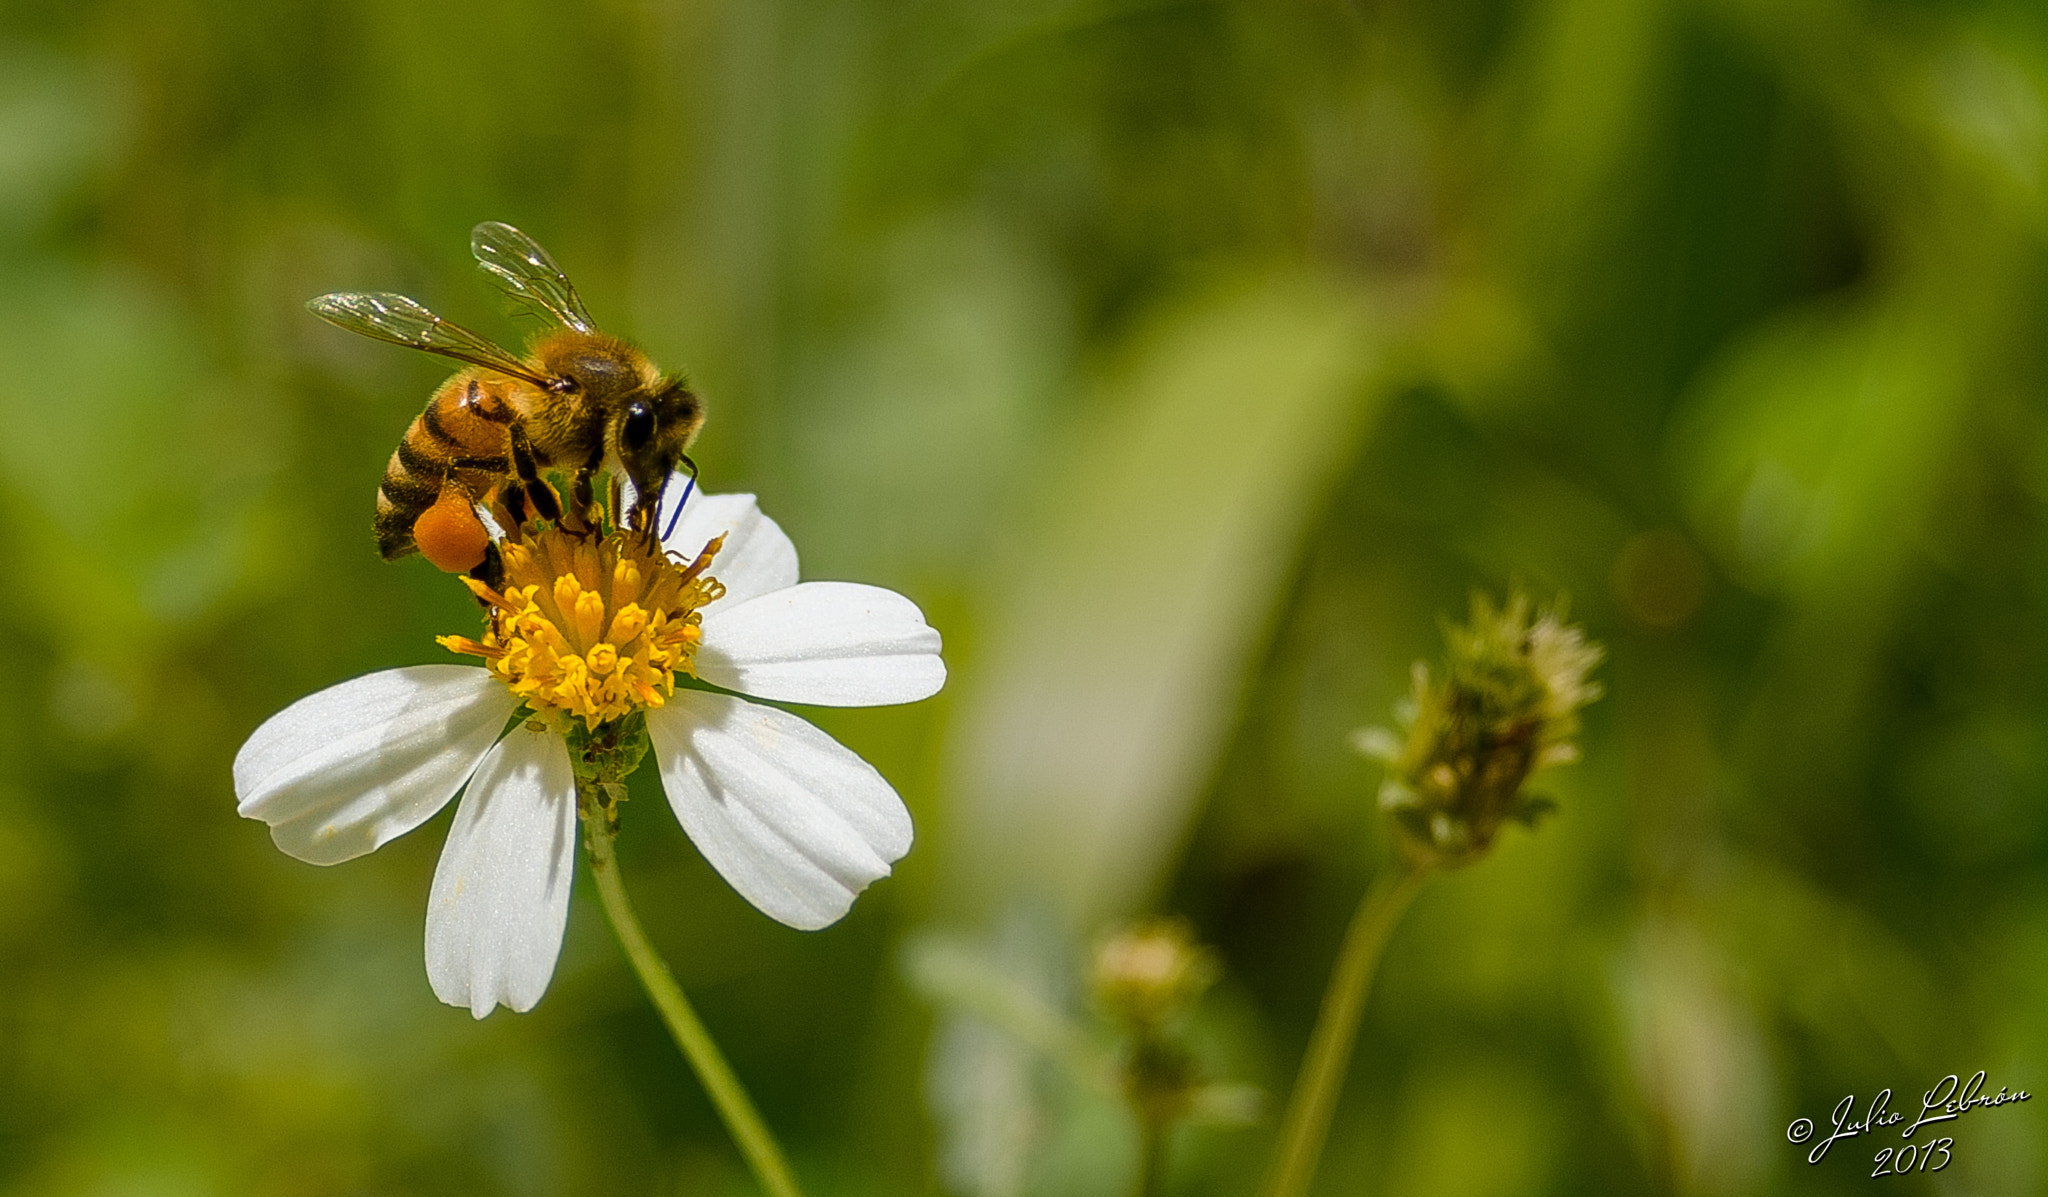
[583,799,808,1197]
[1135,1117,1167,1197]
[1259,862,1431,1197]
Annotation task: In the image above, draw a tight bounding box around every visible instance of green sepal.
[565,711,651,829]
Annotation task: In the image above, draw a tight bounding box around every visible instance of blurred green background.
[2,0,2045,1193]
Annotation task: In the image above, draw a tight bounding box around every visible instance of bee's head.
[614,376,704,525]
[538,333,704,527]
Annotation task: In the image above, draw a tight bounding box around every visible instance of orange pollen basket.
[438,527,726,726]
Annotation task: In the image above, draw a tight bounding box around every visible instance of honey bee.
[308,221,703,575]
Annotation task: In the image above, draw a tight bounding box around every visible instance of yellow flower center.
[439,527,725,726]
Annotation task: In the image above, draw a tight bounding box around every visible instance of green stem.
[582,807,808,1197]
[1134,1116,1168,1197]
[1258,862,1431,1197]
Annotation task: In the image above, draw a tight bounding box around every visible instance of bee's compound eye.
[622,403,655,451]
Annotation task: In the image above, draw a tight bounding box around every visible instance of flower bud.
[1092,918,1230,1135]
[1092,917,1218,1034]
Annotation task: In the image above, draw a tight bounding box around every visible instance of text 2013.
[1870,1137,1952,1177]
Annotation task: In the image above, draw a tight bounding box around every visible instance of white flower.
[233,488,944,1017]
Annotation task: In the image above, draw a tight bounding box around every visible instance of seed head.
[1354,592,1603,867]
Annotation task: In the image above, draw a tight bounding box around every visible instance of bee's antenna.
[662,455,699,543]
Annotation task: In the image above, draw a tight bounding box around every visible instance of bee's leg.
[509,424,563,524]
[570,472,596,527]
[468,541,505,594]
[570,442,605,529]
[500,481,529,531]
[625,476,662,537]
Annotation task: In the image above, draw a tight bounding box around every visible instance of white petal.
[233,666,517,866]
[425,724,578,1018]
[696,582,945,707]
[647,692,911,930]
[657,486,799,606]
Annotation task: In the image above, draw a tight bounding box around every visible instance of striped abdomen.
[374,373,518,563]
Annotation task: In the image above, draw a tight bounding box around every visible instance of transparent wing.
[307,291,548,384]
[471,221,596,332]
